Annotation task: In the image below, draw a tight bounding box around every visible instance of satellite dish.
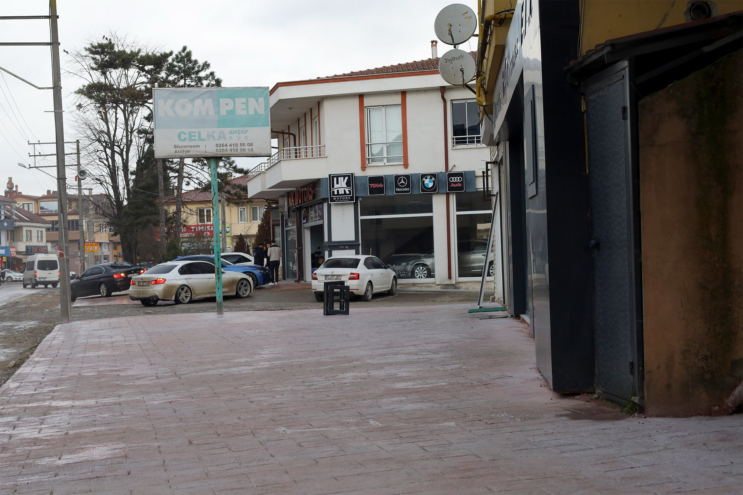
[435,4,477,46]
[439,49,476,85]
[78,169,88,181]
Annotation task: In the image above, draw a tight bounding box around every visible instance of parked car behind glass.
[385,253,435,279]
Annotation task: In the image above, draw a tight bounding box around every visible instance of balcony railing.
[247,145,326,179]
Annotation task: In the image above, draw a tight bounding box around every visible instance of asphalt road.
[0,280,47,306]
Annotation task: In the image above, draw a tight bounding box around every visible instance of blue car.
[175,255,269,288]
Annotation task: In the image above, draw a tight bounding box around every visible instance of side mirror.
[385,264,391,269]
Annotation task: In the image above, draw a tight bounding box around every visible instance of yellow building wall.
[581,0,743,55]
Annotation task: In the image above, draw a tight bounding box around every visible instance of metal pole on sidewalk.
[76,140,85,275]
[50,0,71,322]
[210,158,224,314]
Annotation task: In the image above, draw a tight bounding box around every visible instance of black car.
[70,262,144,302]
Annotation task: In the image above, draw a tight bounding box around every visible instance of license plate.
[137,281,148,287]
[325,275,341,280]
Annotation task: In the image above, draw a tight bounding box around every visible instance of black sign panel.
[394,174,411,194]
[420,173,438,193]
[446,172,465,193]
[368,176,386,196]
[329,173,355,203]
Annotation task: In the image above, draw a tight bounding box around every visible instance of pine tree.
[234,234,247,254]
[255,207,273,247]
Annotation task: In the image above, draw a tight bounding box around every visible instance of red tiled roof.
[319,56,444,79]
[0,194,14,203]
[7,206,51,225]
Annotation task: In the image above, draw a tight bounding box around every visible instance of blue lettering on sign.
[178,131,187,141]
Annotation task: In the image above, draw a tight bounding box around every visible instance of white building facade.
[247,57,502,293]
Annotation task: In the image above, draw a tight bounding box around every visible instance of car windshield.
[109,262,133,268]
[38,260,58,270]
[322,258,360,269]
[145,264,176,275]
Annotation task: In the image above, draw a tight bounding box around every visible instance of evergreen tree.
[255,207,273,247]
[234,234,247,254]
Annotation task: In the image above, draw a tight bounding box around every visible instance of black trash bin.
[323,281,350,315]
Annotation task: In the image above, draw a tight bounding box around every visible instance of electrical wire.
[0,127,26,159]
[0,71,40,142]
[0,79,30,142]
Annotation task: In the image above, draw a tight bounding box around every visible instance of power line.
[0,71,40,141]
[0,92,28,143]
[0,127,26,159]
[0,77,30,141]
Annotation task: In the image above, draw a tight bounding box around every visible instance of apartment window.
[198,208,212,224]
[37,230,43,242]
[366,105,403,165]
[25,230,32,242]
[98,221,108,233]
[68,220,79,231]
[251,205,264,222]
[452,100,481,146]
[312,116,319,146]
[20,203,33,211]
[39,200,58,214]
[7,230,13,242]
[238,207,247,223]
[283,134,291,149]
[47,221,58,232]
[299,125,307,147]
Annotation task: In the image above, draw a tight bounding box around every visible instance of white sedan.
[311,255,397,302]
[2,269,23,282]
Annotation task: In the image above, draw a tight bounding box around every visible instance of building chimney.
[47,190,51,196]
[15,185,18,192]
[431,40,438,59]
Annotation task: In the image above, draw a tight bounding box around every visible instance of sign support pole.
[210,157,224,314]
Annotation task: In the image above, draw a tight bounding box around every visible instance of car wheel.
[236,279,252,298]
[413,265,430,279]
[388,277,397,296]
[488,262,495,277]
[361,282,373,302]
[71,294,77,303]
[314,292,324,302]
[22,281,26,288]
[140,299,157,307]
[99,283,110,298]
[174,285,192,304]
[248,273,258,288]
[51,283,57,288]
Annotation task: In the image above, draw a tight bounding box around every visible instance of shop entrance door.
[303,224,324,281]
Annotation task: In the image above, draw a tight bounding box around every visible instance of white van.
[23,254,60,289]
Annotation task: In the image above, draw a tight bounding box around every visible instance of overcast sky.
[0,0,476,197]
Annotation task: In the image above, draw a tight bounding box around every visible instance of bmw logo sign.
[420,174,438,193]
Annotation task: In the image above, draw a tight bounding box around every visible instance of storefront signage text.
[394,174,411,194]
[25,246,48,254]
[329,173,355,203]
[420,173,439,193]
[368,176,385,196]
[288,184,314,208]
[156,224,214,239]
[447,172,465,193]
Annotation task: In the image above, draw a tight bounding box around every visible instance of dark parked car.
[70,262,144,302]
[385,253,435,279]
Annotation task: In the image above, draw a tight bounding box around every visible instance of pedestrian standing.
[254,243,265,268]
[267,241,282,286]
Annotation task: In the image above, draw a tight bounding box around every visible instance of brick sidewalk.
[0,305,740,494]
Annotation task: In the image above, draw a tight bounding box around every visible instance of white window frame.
[451,99,482,147]
[299,125,307,147]
[238,206,247,223]
[7,229,13,242]
[36,230,43,242]
[198,208,213,224]
[20,202,33,212]
[365,105,403,165]
[251,205,264,223]
[312,116,319,146]
[25,229,32,242]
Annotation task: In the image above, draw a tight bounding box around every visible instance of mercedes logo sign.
[396,176,408,187]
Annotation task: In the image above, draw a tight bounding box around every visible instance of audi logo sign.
[446,172,465,193]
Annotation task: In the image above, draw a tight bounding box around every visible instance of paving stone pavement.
[0,305,740,495]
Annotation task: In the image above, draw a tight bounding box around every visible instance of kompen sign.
[153,87,271,158]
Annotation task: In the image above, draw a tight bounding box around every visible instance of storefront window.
[456,193,493,279]
[285,226,297,281]
[360,196,434,279]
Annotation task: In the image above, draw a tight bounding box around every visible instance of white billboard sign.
[153,87,271,159]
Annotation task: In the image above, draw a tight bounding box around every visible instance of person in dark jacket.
[253,243,265,267]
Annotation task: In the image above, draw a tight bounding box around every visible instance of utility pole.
[76,140,85,274]
[210,158,224,314]
[157,159,167,257]
[220,191,227,252]
[50,0,71,322]
[0,2,72,322]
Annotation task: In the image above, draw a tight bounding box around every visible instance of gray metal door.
[585,63,640,404]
